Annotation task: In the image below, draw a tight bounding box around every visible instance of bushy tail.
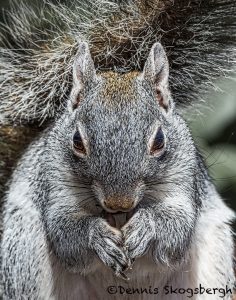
[0,0,236,124]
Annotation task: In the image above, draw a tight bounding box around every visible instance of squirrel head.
[56,42,193,213]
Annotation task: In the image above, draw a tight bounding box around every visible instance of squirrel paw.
[122,209,155,261]
[89,219,130,278]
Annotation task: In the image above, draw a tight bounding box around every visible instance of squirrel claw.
[115,271,130,281]
[127,257,135,269]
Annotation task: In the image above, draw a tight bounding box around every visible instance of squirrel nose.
[104,196,134,211]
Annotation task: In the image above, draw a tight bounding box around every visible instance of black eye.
[73,131,86,155]
[150,127,165,155]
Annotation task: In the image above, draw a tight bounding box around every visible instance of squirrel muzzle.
[104,196,134,211]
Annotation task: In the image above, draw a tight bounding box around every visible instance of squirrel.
[0,0,236,299]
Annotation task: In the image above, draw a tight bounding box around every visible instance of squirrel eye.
[150,127,165,155]
[73,131,86,155]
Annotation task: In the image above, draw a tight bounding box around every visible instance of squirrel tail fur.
[0,0,236,124]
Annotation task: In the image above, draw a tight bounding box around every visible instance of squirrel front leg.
[122,192,198,266]
[44,205,130,278]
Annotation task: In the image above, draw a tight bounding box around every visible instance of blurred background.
[187,76,236,216]
[0,1,235,219]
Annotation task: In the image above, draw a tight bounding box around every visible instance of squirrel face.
[55,42,194,213]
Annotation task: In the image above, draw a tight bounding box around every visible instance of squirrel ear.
[69,42,97,110]
[142,43,171,111]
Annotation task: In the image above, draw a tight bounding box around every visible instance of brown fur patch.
[99,71,140,105]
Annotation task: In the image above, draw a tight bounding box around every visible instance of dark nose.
[104,196,134,211]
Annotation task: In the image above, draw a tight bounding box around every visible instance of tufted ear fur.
[69,42,97,111]
[142,43,171,112]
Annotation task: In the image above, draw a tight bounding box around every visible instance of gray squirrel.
[0,0,236,299]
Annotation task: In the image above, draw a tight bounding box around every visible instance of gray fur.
[1,43,234,299]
